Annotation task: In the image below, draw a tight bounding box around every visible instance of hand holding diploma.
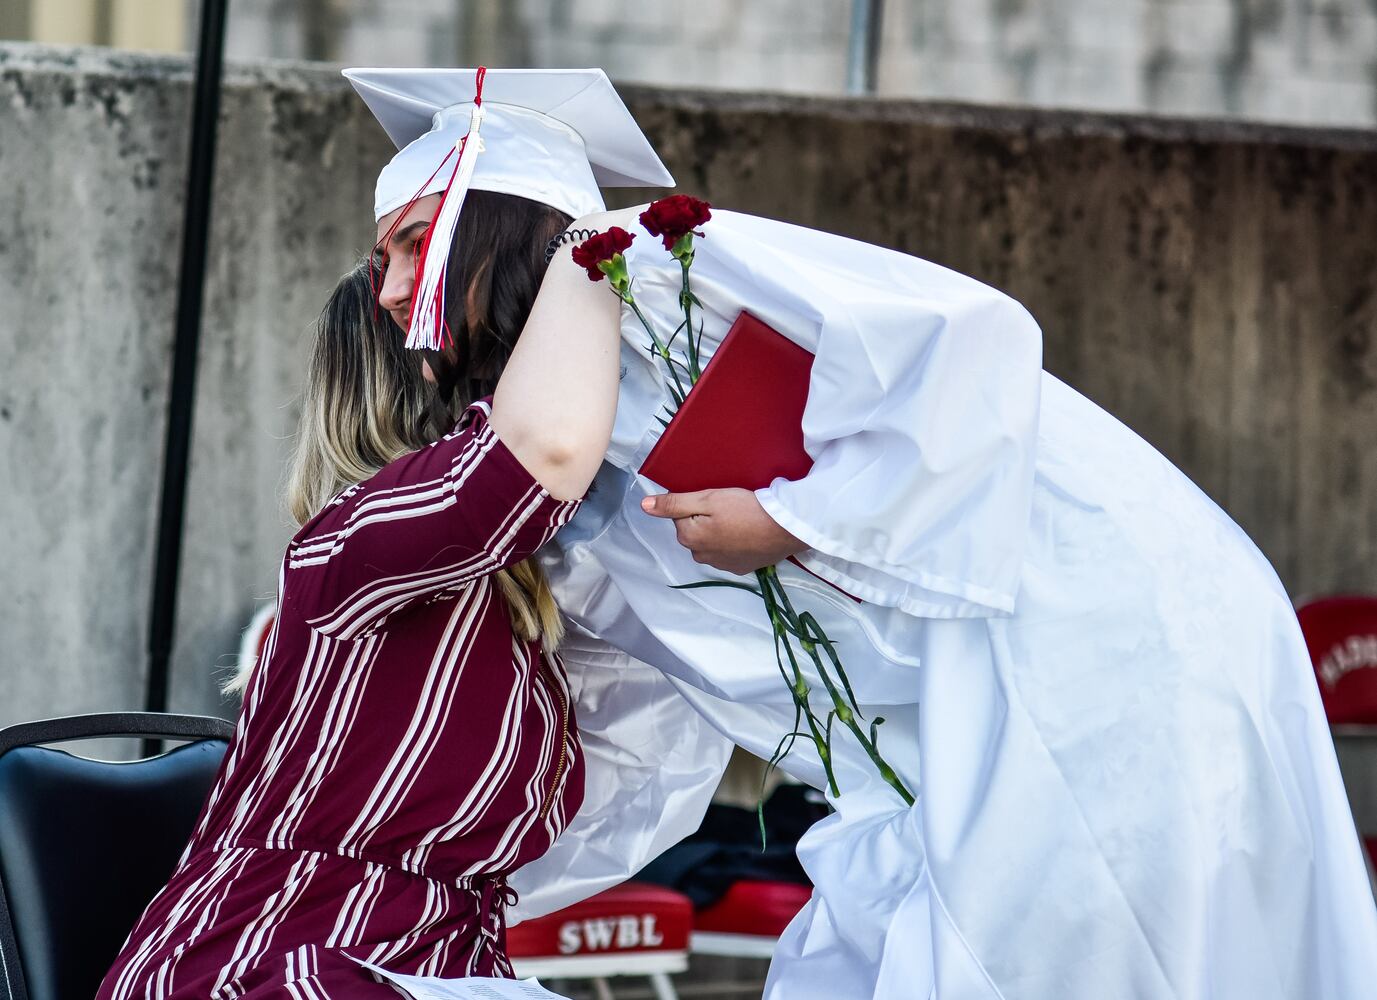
[641,487,805,576]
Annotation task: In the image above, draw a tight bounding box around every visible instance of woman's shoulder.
[291,405,478,543]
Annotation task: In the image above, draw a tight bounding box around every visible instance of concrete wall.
[0,43,390,736]
[1,41,1375,734]
[214,0,1377,129]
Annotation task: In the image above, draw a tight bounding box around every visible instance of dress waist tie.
[474,875,520,976]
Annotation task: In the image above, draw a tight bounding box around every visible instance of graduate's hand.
[639,488,806,575]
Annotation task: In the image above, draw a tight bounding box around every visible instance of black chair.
[0,712,234,1000]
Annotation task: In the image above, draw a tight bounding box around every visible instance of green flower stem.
[664,318,688,351]
[758,565,840,798]
[664,355,693,378]
[618,289,687,402]
[678,256,701,381]
[799,614,914,806]
[798,611,863,722]
[621,216,913,815]
[765,567,915,807]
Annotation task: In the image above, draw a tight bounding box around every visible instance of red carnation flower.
[571,227,636,283]
[639,195,712,251]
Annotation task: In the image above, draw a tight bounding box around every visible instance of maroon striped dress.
[97,399,586,999]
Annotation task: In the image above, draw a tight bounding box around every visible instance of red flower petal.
[571,227,636,281]
[639,196,713,250]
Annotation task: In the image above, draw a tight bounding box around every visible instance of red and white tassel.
[405,72,487,351]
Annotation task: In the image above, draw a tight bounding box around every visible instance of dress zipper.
[538,656,570,821]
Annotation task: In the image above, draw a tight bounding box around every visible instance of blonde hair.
[220,260,564,697]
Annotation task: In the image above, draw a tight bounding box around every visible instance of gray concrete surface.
[1,41,1374,735]
[0,43,389,736]
[218,0,1377,129]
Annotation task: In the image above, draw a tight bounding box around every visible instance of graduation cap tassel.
[372,144,458,315]
[405,67,488,351]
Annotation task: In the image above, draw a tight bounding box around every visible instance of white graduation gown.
[510,211,1377,999]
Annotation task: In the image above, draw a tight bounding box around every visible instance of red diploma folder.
[639,311,859,601]
[640,311,815,494]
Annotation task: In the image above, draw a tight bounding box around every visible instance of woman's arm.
[489,209,634,501]
[286,405,583,641]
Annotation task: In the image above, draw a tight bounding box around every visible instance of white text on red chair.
[1320,634,1377,688]
[557,913,666,954]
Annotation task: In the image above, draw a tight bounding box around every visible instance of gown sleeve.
[284,398,582,641]
[752,262,1044,619]
[507,626,735,923]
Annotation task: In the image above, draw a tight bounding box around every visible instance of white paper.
[343,954,570,1000]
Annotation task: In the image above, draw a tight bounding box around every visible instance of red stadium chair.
[1297,595,1377,725]
[238,603,277,675]
[507,883,692,1000]
[1297,596,1377,875]
[690,879,812,959]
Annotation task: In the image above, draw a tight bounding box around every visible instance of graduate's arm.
[508,629,734,921]
[758,291,1042,616]
[489,213,627,501]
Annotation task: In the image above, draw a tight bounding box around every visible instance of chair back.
[1296,595,1377,724]
[0,712,233,1000]
[507,882,692,978]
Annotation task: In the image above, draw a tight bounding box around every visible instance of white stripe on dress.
[365,877,442,966]
[415,885,458,976]
[306,482,576,641]
[214,629,335,850]
[324,861,387,949]
[213,850,326,992]
[289,418,496,562]
[263,632,381,844]
[419,633,544,876]
[288,431,494,569]
[151,848,261,999]
[304,482,551,640]
[108,848,249,1000]
[451,637,551,877]
[405,653,529,872]
[336,592,487,851]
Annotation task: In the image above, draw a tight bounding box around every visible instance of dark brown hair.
[427,189,577,652]
[426,189,574,408]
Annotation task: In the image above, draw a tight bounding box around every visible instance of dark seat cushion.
[0,739,226,1000]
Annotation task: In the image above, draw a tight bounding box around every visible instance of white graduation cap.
[344,66,675,350]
